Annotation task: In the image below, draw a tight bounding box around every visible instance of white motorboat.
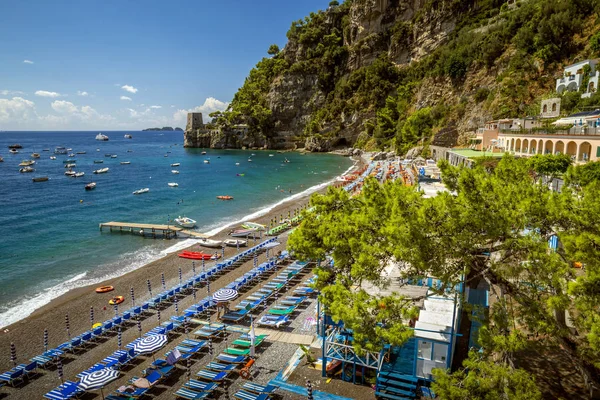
[111,154,117,158]
[168,182,178,187]
[73,172,85,178]
[133,188,149,195]
[235,163,240,166]
[124,134,133,139]
[31,153,41,158]
[201,151,207,155]
[269,154,274,157]
[64,170,76,176]
[9,149,19,154]
[54,146,67,154]
[85,182,96,190]
[95,133,109,141]
[224,239,247,247]
[204,159,210,164]
[50,156,56,160]
[170,163,180,167]
[171,170,179,174]
[68,153,75,157]
[120,161,131,165]
[198,238,223,248]
[247,159,252,162]
[64,163,77,168]
[19,166,35,173]
[19,160,35,166]
[174,216,197,228]
[93,167,109,174]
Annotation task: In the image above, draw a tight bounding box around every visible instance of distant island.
[142,127,183,131]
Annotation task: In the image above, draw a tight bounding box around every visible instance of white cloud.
[173,97,229,123]
[77,91,88,96]
[0,97,36,123]
[121,85,138,94]
[0,90,24,96]
[170,105,175,108]
[51,100,78,114]
[23,60,34,64]
[120,96,132,101]
[35,90,61,98]
[150,105,162,109]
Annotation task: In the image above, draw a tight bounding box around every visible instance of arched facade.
[566,141,577,158]
[555,141,565,154]
[530,140,537,154]
[500,134,600,162]
[579,142,592,162]
[522,139,529,154]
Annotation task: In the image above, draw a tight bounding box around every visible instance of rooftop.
[448,149,504,159]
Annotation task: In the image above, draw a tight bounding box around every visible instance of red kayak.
[178,251,220,260]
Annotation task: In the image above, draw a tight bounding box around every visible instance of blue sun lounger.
[196,369,228,382]
[233,389,270,400]
[44,381,83,400]
[182,379,218,392]
[257,315,290,328]
[114,386,148,398]
[242,382,278,394]
[194,325,225,338]
[0,368,24,387]
[206,361,237,372]
[216,353,247,364]
[175,387,211,400]
[220,309,250,322]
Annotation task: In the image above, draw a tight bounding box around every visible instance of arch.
[578,141,592,162]
[555,140,565,154]
[543,104,548,113]
[589,81,596,94]
[537,140,544,154]
[515,138,522,153]
[544,140,554,154]
[530,140,537,154]
[523,139,529,154]
[566,141,577,159]
[552,103,557,112]
[566,81,578,92]
[557,85,566,94]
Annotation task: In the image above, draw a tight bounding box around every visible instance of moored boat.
[20,166,35,173]
[175,216,197,228]
[50,156,56,160]
[197,238,223,248]
[224,239,247,247]
[0,156,3,162]
[68,153,75,157]
[170,163,180,167]
[124,134,133,139]
[31,153,40,158]
[172,170,179,174]
[95,133,109,141]
[94,160,103,163]
[168,182,178,187]
[19,160,35,166]
[64,163,77,168]
[133,188,149,195]
[85,182,96,190]
[63,159,75,163]
[216,195,233,200]
[230,228,257,237]
[9,149,19,154]
[64,170,76,176]
[32,176,49,182]
[76,151,86,154]
[93,167,109,174]
[201,151,207,155]
[242,222,266,231]
[8,144,23,149]
[120,161,130,165]
[54,146,67,154]
[111,154,117,158]
[204,159,210,164]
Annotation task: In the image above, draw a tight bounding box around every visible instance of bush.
[591,31,600,54]
[475,87,491,103]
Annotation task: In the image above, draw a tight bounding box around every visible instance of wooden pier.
[99,221,208,239]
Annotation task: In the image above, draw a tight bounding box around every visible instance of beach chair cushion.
[267,306,296,315]
[0,368,24,385]
[216,353,247,364]
[232,337,265,348]
[233,390,270,400]
[175,387,210,400]
[196,369,228,382]
[183,379,218,392]
[224,347,250,356]
[206,362,237,372]
[242,382,278,394]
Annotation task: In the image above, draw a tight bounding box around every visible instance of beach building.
[555,59,599,98]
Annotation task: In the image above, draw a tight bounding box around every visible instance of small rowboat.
[242,222,265,231]
[217,195,233,200]
[224,239,247,247]
[230,229,256,237]
[32,176,49,182]
[178,251,220,260]
[95,286,114,293]
[198,238,223,248]
[109,296,124,305]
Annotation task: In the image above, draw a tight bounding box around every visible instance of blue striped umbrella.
[43,328,48,352]
[56,356,64,384]
[174,296,179,315]
[161,273,166,290]
[212,289,238,302]
[147,279,152,298]
[79,368,120,396]
[186,353,191,381]
[90,307,94,326]
[117,327,122,349]
[206,279,210,295]
[178,267,182,285]
[133,334,168,355]
[236,240,240,252]
[130,287,135,306]
[65,314,71,339]
[10,342,16,367]
[192,261,196,277]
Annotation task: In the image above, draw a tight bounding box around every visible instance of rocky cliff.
[187,0,599,153]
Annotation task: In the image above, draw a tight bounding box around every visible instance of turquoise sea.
[0,131,353,327]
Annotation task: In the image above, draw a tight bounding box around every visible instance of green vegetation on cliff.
[226,0,600,152]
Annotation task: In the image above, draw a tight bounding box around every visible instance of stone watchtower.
[186,113,204,131]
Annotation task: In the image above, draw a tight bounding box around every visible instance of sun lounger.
[242,382,278,394]
[267,306,297,315]
[44,381,83,400]
[183,379,218,392]
[257,315,290,328]
[232,337,266,348]
[196,369,228,382]
[176,343,205,355]
[30,350,63,368]
[216,353,247,364]
[233,389,270,400]
[294,287,315,295]
[175,387,211,400]
[114,385,148,398]
[224,347,250,356]
[220,309,249,322]
[181,339,206,348]
[57,337,82,353]
[0,368,24,386]
[129,370,163,387]
[194,325,225,338]
[279,296,306,306]
[205,362,237,372]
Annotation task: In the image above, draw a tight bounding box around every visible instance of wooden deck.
[99,221,207,239]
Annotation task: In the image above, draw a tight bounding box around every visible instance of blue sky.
[0,0,330,130]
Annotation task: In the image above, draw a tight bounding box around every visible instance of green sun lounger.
[267,306,297,315]
[224,347,250,356]
[232,337,266,348]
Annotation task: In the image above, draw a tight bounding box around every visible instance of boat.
[127,150,133,152]
[64,163,76,168]
[0,156,3,162]
[94,160,103,163]
[224,239,247,247]
[178,251,218,260]
[43,149,50,152]
[93,167,109,174]
[50,156,56,160]
[66,148,72,151]
[85,182,96,190]
[230,228,257,237]
[95,286,113,293]
[204,159,210,164]
[64,170,76,176]
[235,163,240,166]
[124,134,133,139]
[9,149,18,154]
[8,144,22,149]
[111,154,117,158]
[168,182,178,187]
[72,172,85,178]
[104,154,112,157]
[32,176,49,182]
[108,296,124,305]
[269,154,274,157]
[216,195,233,200]
[63,159,75,163]
[19,160,35,166]
[96,148,100,152]
[133,188,149,195]
[198,238,223,248]
[95,133,109,141]
[172,170,179,174]
[20,166,35,173]
[201,151,207,155]
[170,163,180,167]
[68,153,75,157]
[55,146,67,154]
[76,151,86,154]
[248,159,252,162]
[120,161,131,165]
[242,222,266,231]
[175,216,197,228]
[284,158,290,163]
[31,153,40,158]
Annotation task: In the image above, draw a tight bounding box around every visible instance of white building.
[556,60,599,98]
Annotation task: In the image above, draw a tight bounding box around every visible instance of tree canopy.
[288,155,600,396]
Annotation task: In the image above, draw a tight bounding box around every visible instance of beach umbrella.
[306,380,314,400]
[174,296,179,315]
[133,334,168,355]
[79,368,120,399]
[161,273,166,290]
[259,230,262,239]
[65,314,71,339]
[90,307,94,327]
[117,326,122,350]
[192,261,196,277]
[186,352,191,381]
[130,287,135,306]
[10,342,16,367]
[137,318,142,338]
[147,279,152,298]
[266,248,270,258]
[44,328,48,352]
[212,288,238,302]
[178,267,182,285]
[56,356,64,384]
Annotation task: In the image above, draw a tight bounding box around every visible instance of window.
[543,104,548,113]
[552,103,557,112]
[418,340,432,359]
